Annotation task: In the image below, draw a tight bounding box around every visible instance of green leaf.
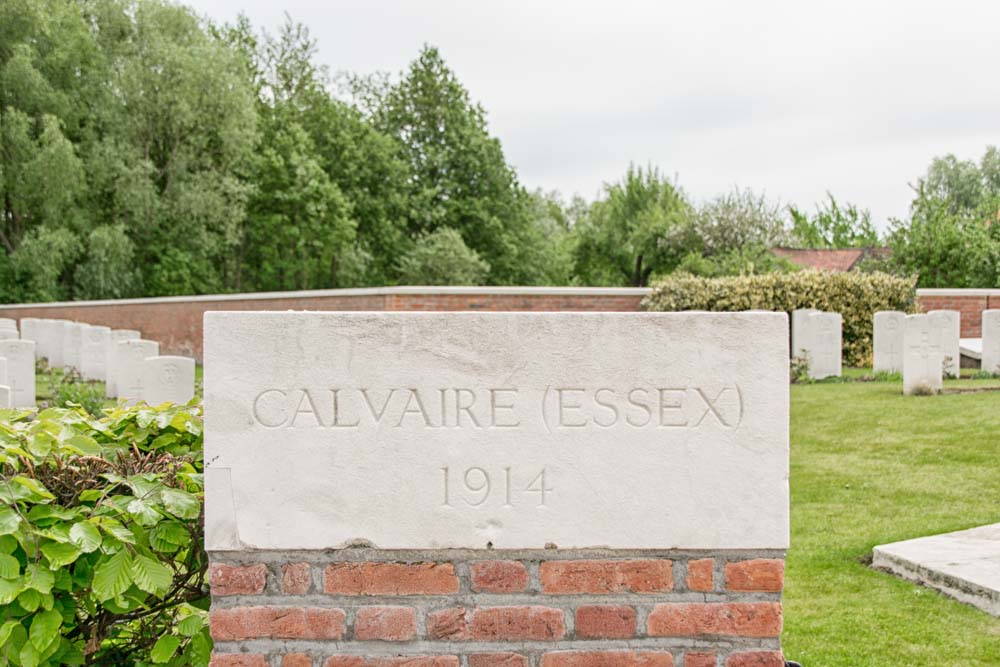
[161,488,200,519]
[130,554,172,595]
[92,550,132,601]
[150,635,180,663]
[29,609,61,652]
[0,619,20,648]
[40,542,81,568]
[0,507,21,535]
[0,552,18,578]
[127,498,161,525]
[94,517,135,544]
[18,588,41,612]
[20,638,41,667]
[11,477,55,500]
[0,534,17,553]
[25,565,54,594]
[63,434,100,455]
[0,576,23,604]
[177,614,203,637]
[149,522,189,552]
[69,522,102,553]
[77,489,102,503]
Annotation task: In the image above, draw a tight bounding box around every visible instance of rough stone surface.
[872,310,906,373]
[903,314,943,395]
[204,312,789,551]
[873,522,1000,616]
[140,355,195,406]
[0,340,35,407]
[928,310,961,378]
[982,310,1000,375]
[114,339,159,403]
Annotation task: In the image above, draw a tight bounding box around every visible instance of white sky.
[184,0,1000,230]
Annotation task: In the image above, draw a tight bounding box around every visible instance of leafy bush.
[0,402,209,667]
[643,270,918,367]
[397,227,491,285]
[45,369,106,417]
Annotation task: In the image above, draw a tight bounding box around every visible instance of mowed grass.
[784,374,1000,666]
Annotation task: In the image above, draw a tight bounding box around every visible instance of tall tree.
[368,46,549,285]
[572,165,694,287]
[788,194,880,249]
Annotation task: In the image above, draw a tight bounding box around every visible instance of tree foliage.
[789,194,880,249]
[572,165,694,287]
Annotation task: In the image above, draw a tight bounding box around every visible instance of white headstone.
[928,310,960,378]
[48,320,71,368]
[0,318,17,331]
[19,318,39,349]
[105,330,141,397]
[80,325,112,381]
[0,340,35,407]
[140,356,195,406]
[903,314,943,395]
[0,386,11,409]
[62,323,89,372]
[115,340,159,405]
[798,311,842,379]
[204,311,790,551]
[982,310,1000,375]
[873,311,907,373]
[0,328,19,341]
[791,308,820,358]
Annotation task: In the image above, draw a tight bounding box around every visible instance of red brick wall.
[1,287,994,361]
[0,289,648,361]
[208,551,785,667]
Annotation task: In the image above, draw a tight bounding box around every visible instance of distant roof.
[771,247,889,272]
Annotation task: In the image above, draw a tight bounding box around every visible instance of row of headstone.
[0,317,196,408]
[873,309,963,395]
[791,309,843,379]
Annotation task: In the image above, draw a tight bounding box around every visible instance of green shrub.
[46,369,106,417]
[643,270,918,367]
[0,402,209,667]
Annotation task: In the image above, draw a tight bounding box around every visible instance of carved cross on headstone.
[910,330,940,378]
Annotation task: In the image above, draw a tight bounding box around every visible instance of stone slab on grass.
[873,523,1000,616]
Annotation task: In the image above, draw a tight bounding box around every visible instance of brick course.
[210,551,785,665]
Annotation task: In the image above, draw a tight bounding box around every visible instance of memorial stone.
[105,330,141,397]
[140,356,195,405]
[49,320,72,368]
[205,311,791,665]
[903,314,943,395]
[873,311,907,373]
[80,325,111,381]
[982,309,1000,375]
[794,311,842,379]
[115,340,159,405]
[0,328,19,341]
[62,323,88,372]
[928,310,960,378]
[19,318,39,348]
[0,340,35,407]
[791,308,820,357]
[0,386,11,409]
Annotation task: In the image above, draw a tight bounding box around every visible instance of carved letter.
[489,388,520,427]
[593,388,619,428]
[289,389,323,428]
[626,388,651,427]
[252,389,287,428]
[396,389,434,427]
[329,389,360,427]
[691,387,732,427]
[556,388,586,427]
[657,388,687,427]
[361,389,396,424]
[455,388,482,427]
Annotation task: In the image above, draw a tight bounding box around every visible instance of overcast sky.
[185,0,999,230]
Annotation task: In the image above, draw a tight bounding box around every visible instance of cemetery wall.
[0,286,993,361]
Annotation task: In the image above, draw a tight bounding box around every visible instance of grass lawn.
[784,373,1000,666]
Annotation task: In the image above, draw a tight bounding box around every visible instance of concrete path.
[873,523,1000,616]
